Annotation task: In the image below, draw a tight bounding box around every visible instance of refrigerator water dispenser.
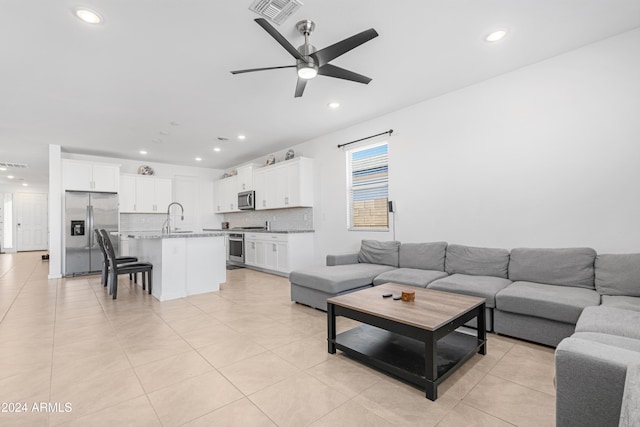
[71,220,85,236]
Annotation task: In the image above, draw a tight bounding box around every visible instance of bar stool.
[99,229,153,300]
[94,229,138,286]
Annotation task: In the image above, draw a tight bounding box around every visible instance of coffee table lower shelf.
[334,324,483,393]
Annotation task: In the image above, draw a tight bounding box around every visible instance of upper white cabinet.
[119,174,172,213]
[254,157,314,210]
[63,160,119,192]
[119,175,136,212]
[213,175,238,213]
[237,164,258,192]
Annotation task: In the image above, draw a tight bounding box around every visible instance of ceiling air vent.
[249,0,303,25]
[0,162,29,168]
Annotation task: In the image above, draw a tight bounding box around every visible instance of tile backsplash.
[224,207,313,231]
[120,214,167,231]
[121,207,314,231]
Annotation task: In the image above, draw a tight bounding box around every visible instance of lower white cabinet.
[244,232,313,275]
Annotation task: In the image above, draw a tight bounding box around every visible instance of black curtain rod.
[337,129,394,149]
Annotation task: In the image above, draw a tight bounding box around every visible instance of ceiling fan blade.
[318,64,372,84]
[230,65,296,75]
[254,18,305,61]
[294,77,307,98]
[311,28,378,66]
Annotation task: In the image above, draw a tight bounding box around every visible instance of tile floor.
[0,251,556,426]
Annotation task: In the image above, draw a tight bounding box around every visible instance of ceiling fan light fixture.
[74,8,103,24]
[297,64,318,80]
[485,29,507,42]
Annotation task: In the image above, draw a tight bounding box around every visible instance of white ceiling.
[1,0,639,188]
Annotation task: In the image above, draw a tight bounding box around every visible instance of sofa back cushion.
[399,242,447,271]
[595,253,640,297]
[358,240,400,267]
[509,247,596,289]
[445,244,509,278]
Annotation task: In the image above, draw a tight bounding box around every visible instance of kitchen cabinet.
[254,157,314,210]
[119,175,136,212]
[244,232,313,275]
[119,174,172,213]
[213,175,238,213]
[236,164,258,192]
[63,160,119,192]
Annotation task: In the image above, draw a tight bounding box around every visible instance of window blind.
[347,142,389,229]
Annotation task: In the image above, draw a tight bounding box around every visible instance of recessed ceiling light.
[7,175,14,179]
[170,121,180,126]
[74,8,103,24]
[328,102,341,109]
[195,157,202,161]
[139,150,148,155]
[485,29,507,42]
[159,130,170,136]
[22,183,28,187]
[213,147,221,152]
[0,167,6,171]
[237,134,246,140]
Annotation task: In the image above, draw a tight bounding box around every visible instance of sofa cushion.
[595,254,640,297]
[575,306,640,340]
[399,242,447,271]
[508,247,596,289]
[357,240,400,267]
[571,332,640,353]
[444,244,509,278]
[601,295,640,312]
[373,268,447,288]
[289,264,396,294]
[428,274,512,308]
[496,281,600,324]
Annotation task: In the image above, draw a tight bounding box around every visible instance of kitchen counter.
[203,229,314,234]
[119,232,226,301]
[119,231,226,239]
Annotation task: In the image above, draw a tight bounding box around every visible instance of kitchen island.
[119,231,226,301]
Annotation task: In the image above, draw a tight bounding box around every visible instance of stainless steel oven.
[228,233,244,263]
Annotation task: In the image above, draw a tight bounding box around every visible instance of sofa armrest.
[555,337,639,427]
[326,253,359,266]
[620,363,640,427]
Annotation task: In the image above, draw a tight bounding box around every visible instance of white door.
[16,192,48,251]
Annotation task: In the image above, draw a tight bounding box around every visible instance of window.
[346,141,389,230]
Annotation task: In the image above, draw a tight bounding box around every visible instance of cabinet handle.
[262,200,266,207]
[242,183,245,190]
[272,244,276,252]
[284,197,289,205]
[252,242,255,249]
[231,203,234,210]
[134,203,136,211]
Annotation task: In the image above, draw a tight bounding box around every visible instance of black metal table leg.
[327,303,336,354]
[478,303,487,355]
[424,331,438,400]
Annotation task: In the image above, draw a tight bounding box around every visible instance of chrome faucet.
[162,202,184,234]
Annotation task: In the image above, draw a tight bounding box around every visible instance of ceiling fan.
[231,18,378,98]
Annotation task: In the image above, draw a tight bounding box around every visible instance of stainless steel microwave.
[238,190,255,210]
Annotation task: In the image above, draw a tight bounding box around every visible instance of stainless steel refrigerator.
[64,191,119,276]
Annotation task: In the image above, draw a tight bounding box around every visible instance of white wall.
[256,28,640,260]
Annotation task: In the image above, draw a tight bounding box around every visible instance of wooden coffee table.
[327,283,486,400]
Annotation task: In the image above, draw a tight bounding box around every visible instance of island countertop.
[202,229,314,234]
[117,231,227,239]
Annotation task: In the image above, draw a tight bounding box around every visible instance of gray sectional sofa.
[289,240,640,426]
